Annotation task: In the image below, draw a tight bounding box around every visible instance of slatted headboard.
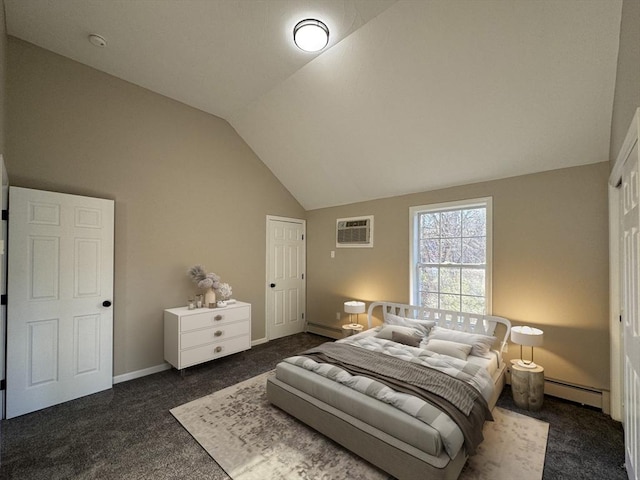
[367,301,512,354]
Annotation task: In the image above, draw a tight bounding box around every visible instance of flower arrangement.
[187,265,221,290]
[217,282,232,300]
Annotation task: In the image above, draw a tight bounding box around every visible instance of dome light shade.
[293,19,329,52]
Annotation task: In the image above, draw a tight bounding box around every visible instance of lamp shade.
[344,301,365,314]
[511,326,544,347]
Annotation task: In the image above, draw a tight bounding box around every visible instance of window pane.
[440,238,461,263]
[419,266,439,292]
[440,267,460,294]
[440,294,460,311]
[462,237,486,264]
[441,211,461,237]
[462,208,486,237]
[422,239,440,263]
[420,213,440,238]
[462,295,485,314]
[462,268,485,296]
[421,292,438,309]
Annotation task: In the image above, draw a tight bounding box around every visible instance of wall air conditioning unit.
[336,215,374,248]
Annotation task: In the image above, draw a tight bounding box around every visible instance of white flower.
[217,282,232,300]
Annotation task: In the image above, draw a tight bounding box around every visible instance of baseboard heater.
[543,377,608,412]
[306,322,343,339]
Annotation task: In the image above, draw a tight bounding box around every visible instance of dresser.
[164,301,251,370]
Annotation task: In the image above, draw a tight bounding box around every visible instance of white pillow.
[427,326,496,357]
[375,324,424,341]
[424,339,472,360]
[385,313,436,336]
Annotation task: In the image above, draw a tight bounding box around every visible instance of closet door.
[621,138,640,480]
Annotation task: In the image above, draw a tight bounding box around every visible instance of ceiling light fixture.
[293,19,329,52]
[88,34,107,48]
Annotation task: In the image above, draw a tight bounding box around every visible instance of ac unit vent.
[336,216,373,248]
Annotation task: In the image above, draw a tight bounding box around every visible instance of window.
[410,198,492,314]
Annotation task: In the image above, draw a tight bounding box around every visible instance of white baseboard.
[252,337,268,346]
[112,363,172,384]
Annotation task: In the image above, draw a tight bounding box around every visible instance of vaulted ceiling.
[4,0,623,210]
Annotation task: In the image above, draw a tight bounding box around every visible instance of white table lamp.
[344,301,366,328]
[511,325,544,368]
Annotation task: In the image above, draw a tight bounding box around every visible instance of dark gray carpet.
[0,333,626,479]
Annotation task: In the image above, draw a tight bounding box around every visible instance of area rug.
[170,371,549,480]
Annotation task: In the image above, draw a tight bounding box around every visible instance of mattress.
[273,335,502,460]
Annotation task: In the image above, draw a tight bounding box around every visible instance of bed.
[266,301,512,480]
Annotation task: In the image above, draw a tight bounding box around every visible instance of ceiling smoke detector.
[88,34,107,47]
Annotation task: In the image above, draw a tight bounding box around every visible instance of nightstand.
[510,359,544,411]
[342,324,364,338]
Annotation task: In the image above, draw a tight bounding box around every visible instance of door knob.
[270,283,276,288]
[102,300,112,307]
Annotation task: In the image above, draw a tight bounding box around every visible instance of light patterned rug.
[170,371,548,480]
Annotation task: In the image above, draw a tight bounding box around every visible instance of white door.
[6,187,114,418]
[620,140,640,480]
[266,216,305,340]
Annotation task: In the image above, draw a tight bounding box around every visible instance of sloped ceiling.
[5,0,623,210]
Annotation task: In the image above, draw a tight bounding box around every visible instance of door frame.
[0,156,7,420]
[265,215,306,341]
[609,108,639,423]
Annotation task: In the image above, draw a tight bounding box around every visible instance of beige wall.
[610,0,640,162]
[307,163,610,392]
[6,38,305,376]
[0,0,6,153]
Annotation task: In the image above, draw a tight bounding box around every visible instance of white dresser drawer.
[180,321,250,349]
[179,305,250,332]
[180,335,251,368]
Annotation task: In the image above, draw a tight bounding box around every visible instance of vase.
[204,288,216,308]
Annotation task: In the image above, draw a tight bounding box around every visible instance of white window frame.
[409,197,493,314]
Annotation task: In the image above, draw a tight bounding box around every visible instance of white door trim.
[265,215,306,341]
[609,183,622,421]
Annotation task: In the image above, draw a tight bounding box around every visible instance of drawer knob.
[214,315,223,321]
[214,330,223,337]
[214,346,223,353]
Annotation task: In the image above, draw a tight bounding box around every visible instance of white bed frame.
[267,302,512,480]
[368,302,512,409]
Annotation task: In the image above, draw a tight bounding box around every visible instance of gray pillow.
[375,324,424,341]
[391,330,422,348]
